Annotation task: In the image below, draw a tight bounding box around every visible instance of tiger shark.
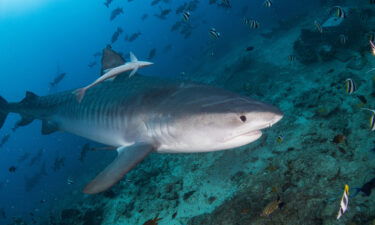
[0,75,283,194]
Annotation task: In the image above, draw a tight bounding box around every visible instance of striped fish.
[314,20,323,33]
[244,18,260,29]
[331,6,345,19]
[263,0,272,7]
[209,28,220,39]
[182,11,190,22]
[370,40,375,56]
[337,184,349,219]
[361,108,375,131]
[345,78,356,94]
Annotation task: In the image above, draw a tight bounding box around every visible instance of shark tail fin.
[73,88,86,103]
[0,96,9,130]
[129,52,138,62]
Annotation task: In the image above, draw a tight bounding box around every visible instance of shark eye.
[240,115,247,122]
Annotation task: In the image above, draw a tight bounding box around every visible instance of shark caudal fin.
[83,143,153,194]
[0,96,9,129]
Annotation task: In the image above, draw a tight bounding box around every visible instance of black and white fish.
[331,6,345,19]
[182,11,190,22]
[361,108,375,131]
[67,177,74,185]
[263,0,272,7]
[209,28,220,39]
[244,18,260,29]
[337,184,349,219]
[345,78,356,94]
[339,34,348,45]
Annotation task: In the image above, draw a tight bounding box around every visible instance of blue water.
[1,0,368,224]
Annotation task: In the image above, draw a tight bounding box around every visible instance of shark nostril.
[240,115,247,122]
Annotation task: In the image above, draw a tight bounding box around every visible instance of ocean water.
[0,0,375,224]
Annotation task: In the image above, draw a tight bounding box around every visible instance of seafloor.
[10,2,375,225]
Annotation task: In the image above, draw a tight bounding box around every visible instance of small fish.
[245,46,254,51]
[288,55,296,62]
[260,196,285,217]
[244,18,260,29]
[276,135,283,143]
[50,72,66,88]
[171,21,182,31]
[155,8,171,20]
[110,8,123,21]
[370,40,375,56]
[148,48,156,60]
[339,34,347,44]
[314,20,323,33]
[8,166,16,173]
[263,0,272,7]
[219,0,231,8]
[67,177,74,185]
[143,217,162,225]
[331,6,345,19]
[125,32,141,42]
[345,78,356,94]
[361,108,375,131]
[337,184,349,219]
[352,177,375,197]
[209,28,220,39]
[111,27,123,44]
[88,62,97,68]
[104,0,113,8]
[182,11,190,22]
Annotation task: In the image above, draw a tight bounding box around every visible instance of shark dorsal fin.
[130,52,138,62]
[21,91,39,104]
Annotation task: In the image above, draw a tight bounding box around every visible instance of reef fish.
[209,28,220,39]
[50,73,66,88]
[111,27,123,44]
[345,78,356,94]
[263,0,272,7]
[260,196,285,217]
[74,52,153,102]
[110,8,123,21]
[337,184,349,219]
[361,108,375,131]
[353,177,375,197]
[0,75,282,194]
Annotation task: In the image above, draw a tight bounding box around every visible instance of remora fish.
[0,75,283,194]
[74,52,153,102]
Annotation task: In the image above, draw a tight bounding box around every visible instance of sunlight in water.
[0,0,47,13]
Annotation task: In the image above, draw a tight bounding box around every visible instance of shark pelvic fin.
[41,120,59,135]
[129,66,138,78]
[16,116,34,127]
[83,143,154,194]
[130,52,138,62]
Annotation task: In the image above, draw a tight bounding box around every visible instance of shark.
[74,52,153,102]
[0,75,283,194]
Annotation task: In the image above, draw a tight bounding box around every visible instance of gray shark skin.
[0,75,283,194]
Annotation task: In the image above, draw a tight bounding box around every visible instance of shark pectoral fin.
[41,120,59,135]
[16,116,34,127]
[83,143,154,194]
[129,66,138,78]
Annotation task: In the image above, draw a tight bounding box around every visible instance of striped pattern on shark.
[0,75,283,194]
